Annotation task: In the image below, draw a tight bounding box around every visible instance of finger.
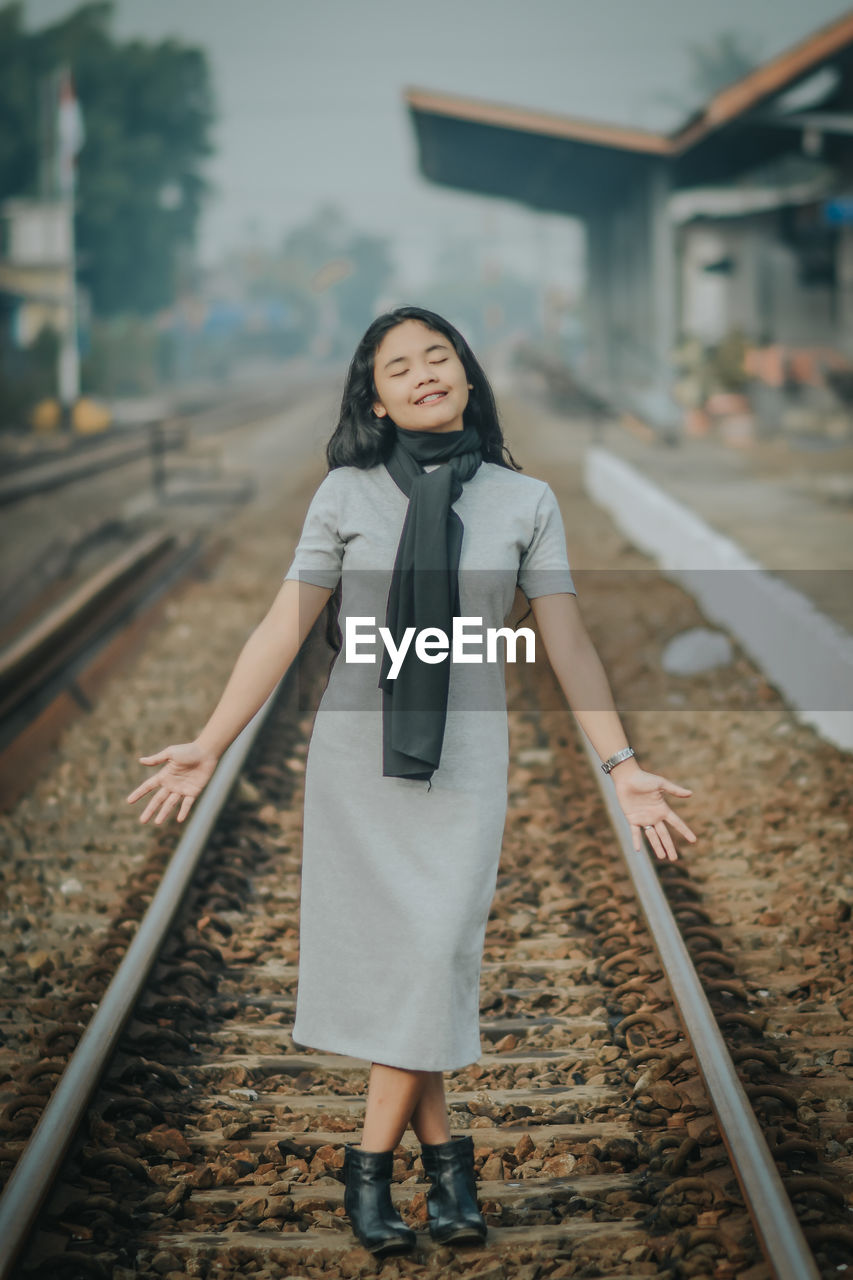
[154,792,181,826]
[139,750,172,766]
[643,825,663,857]
[126,775,164,804]
[139,787,169,824]
[630,824,643,853]
[177,795,194,823]
[657,826,679,862]
[664,810,697,843]
[661,778,692,795]
[645,824,678,863]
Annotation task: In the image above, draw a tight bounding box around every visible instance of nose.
[414,366,438,387]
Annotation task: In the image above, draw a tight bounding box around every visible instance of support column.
[648,161,681,439]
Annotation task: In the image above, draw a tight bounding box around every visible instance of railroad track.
[0,621,850,1279]
[0,377,317,508]
[0,529,215,811]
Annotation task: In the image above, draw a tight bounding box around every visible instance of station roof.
[405,11,853,217]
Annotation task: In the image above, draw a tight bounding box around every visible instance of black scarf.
[379,422,483,782]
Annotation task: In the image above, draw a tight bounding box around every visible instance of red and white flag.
[57,66,85,195]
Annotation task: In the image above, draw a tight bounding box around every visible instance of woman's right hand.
[126,741,220,825]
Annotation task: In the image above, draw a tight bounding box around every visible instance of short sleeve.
[517,484,577,600]
[283,471,345,589]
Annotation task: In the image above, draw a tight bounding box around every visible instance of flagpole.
[57,64,82,431]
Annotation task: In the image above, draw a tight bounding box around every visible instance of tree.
[651,29,761,120]
[0,1,216,315]
[278,204,394,355]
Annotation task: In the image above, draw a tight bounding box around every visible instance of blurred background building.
[407,13,853,439]
[2,1,853,442]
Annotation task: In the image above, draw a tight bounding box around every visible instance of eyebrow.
[382,342,448,371]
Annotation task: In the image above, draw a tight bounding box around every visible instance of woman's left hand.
[611,767,697,861]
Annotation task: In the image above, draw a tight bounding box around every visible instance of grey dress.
[283,459,576,1071]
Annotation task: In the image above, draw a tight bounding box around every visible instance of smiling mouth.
[415,391,447,406]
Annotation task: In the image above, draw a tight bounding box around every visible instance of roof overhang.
[405,11,853,216]
[407,87,665,218]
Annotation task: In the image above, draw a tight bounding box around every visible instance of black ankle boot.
[420,1134,488,1244]
[342,1143,417,1256]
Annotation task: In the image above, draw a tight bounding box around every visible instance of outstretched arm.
[195,578,333,758]
[127,579,333,824]
[530,592,697,860]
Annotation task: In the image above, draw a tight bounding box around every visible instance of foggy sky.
[21,0,853,290]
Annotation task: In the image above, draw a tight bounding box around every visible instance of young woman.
[127,305,697,1258]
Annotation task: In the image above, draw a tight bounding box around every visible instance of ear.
[372,401,387,418]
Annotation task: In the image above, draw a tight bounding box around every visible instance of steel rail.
[0,530,174,695]
[0,670,292,1280]
[579,727,820,1280]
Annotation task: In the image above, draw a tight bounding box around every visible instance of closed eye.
[391,358,448,378]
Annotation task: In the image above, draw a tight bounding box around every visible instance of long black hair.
[325,305,523,471]
[320,305,529,654]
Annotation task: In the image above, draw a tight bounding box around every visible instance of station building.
[405,13,853,439]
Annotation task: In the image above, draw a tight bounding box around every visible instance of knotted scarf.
[379,422,483,782]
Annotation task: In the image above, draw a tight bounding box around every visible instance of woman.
[127,305,697,1258]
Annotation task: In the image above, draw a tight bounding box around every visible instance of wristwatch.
[600,746,635,774]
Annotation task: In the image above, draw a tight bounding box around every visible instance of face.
[371,319,472,433]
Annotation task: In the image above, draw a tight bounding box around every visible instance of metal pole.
[57,64,81,431]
